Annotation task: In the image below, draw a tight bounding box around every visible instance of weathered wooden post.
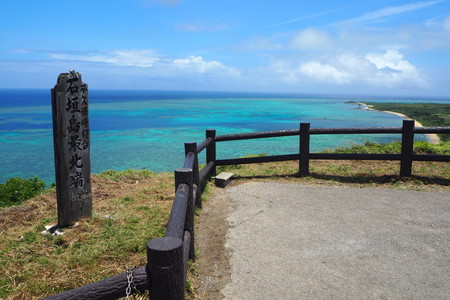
[400,119,415,177]
[206,129,216,176]
[52,71,92,227]
[299,122,310,177]
[147,237,184,300]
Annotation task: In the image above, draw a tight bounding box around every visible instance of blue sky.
[1,0,449,96]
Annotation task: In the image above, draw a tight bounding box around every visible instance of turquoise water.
[1,89,448,184]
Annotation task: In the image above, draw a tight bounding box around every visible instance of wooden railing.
[214,120,450,177]
[44,137,216,300]
[45,120,449,300]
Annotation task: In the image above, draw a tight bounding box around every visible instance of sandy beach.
[359,103,441,144]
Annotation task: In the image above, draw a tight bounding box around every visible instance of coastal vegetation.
[366,102,450,142]
[0,177,47,208]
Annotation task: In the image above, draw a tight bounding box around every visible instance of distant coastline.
[358,102,441,144]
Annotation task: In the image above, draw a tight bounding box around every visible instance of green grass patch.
[324,140,450,155]
[97,168,157,181]
[0,176,46,207]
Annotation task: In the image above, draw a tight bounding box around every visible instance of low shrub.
[0,176,46,207]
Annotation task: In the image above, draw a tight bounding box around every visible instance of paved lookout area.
[219,182,449,299]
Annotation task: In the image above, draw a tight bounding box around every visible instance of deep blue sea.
[1,89,449,184]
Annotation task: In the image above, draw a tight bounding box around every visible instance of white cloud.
[299,61,350,84]
[274,50,427,88]
[291,28,335,51]
[172,55,240,76]
[365,50,425,85]
[51,49,160,68]
[47,50,241,78]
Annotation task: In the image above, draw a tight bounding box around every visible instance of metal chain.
[125,266,138,300]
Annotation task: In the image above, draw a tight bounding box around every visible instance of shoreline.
[358,103,441,144]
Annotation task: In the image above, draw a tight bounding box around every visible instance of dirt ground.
[194,187,236,300]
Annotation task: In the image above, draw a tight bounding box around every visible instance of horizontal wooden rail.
[43,267,148,300]
[214,152,448,165]
[199,161,215,184]
[309,153,449,162]
[216,126,450,142]
[216,129,299,141]
[309,127,402,134]
[414,127,450,134]
[309,153,402,160]
[311,127,450,135]
[197,137,213,153]
[413,154,450,162]
[216,154,299,166]
[165,183,189,240]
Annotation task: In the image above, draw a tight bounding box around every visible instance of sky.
[0,0,450,97]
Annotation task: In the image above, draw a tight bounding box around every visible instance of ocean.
[1,89,448,184]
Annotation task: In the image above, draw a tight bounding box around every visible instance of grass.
[0,170,174,299]
[324,140,450,155]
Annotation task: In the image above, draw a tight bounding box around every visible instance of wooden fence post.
[400,119,415,177]
[147,237,184,300]
[51,71,92,227]
[185,142,201,208]
[299,122,310,177]
[206,129,217,176]
[175,168,195,261]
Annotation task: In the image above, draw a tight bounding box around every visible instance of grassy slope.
[0,170,174,299]
[366,103,450,141]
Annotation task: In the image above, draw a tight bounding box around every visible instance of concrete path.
[220,182,450,299]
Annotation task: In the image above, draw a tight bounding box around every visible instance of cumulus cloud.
[275,50,426,88]
[365,50,425,85]
[172,55,240,76]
